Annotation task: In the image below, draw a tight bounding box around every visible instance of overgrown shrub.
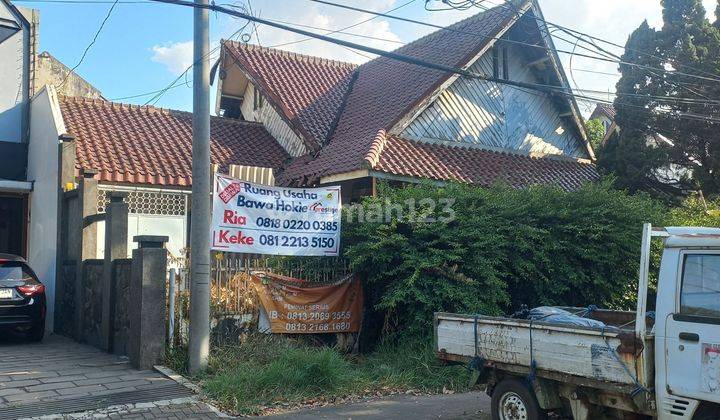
[342,180,665,339]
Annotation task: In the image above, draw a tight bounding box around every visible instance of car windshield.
[0,261,34,282]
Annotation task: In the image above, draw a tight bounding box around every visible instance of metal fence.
[168,254,352,346]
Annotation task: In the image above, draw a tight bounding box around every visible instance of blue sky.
[14,0,718,114]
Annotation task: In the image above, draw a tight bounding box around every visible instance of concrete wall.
[27,85,64,332]
[35,52,103,99]
[0,1,30,143]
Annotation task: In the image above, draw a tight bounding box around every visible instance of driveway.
[263,392,492,419]
[0,333,204,419]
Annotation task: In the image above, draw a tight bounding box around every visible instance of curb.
[153,365,232,418]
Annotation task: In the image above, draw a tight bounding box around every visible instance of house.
[21,0,604,330]
[215,0,599,202]
[0,0,109,331]
[589,103,617,145]
[0,0,37,257]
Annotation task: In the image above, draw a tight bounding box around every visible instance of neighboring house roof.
[59,96,289,187]
[590,103,616,121]
[223,42,357,150]
[225,0,597,189]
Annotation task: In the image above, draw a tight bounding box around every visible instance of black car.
[0,254,45,342]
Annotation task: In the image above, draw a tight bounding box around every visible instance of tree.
[598,0,720,198]
[586,118,606,151]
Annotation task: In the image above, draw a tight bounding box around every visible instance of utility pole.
[188,0,211,373]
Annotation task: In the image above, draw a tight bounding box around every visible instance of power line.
[13,0,151,3]
[146,0,720,125]
[143,11,252,105]
[446,0,720,83]
[109,79,191,101]
[58,0,120,90]
[265,0,416,49]
[307,0,720,84]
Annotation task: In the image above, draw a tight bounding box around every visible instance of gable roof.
[223,42,357,151]
[271,2,524,182]
[590,103,616,121]
[223,0,597,189]
[59,97,289,187]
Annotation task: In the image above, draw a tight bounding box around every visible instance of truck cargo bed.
[435,310,654,391]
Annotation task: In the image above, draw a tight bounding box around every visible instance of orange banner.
[251,273,363,334]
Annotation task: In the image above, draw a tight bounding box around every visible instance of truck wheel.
[491,378,547,420]
[693,404,720,420]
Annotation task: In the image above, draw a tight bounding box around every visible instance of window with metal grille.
[97,188,188,216]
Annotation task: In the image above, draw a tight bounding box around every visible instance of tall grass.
[166,335,468,415]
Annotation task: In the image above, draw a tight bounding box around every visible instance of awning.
[0,179,33,194]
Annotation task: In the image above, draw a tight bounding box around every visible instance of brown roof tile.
[276,2,524,183]
[374,136,599,191]
[59,96,289,187]
[223,42,357,150]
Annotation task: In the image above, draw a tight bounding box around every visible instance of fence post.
[100,192,128,351]
[74,169,98,340]
[129,235,169,370]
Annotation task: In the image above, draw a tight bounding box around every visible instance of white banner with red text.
[211,173,341,256]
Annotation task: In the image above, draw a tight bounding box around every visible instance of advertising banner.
[252,273,363,334]
[211,173,341,256]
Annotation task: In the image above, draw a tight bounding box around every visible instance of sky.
[13,0,719,114]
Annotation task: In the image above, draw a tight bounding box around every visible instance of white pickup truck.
[435,224,720,420]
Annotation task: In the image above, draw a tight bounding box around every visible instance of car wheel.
[491,378,547,420]
[26,322,44,342]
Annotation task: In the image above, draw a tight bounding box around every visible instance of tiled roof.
[223,42,357,150]
[590,103,616,120]
[373,135,599,191]
[59,97,289,187]
[276,1,525,184]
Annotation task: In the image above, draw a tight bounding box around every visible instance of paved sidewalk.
[0,334,196,418]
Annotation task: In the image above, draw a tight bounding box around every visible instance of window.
[680,254,720,318]
[0,261,34,282]
[492,46,509,80]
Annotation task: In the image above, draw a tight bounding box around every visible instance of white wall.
[241,84,307,157]
[0,1,28,143]
[96,214,187,266]
[26,85,64,332]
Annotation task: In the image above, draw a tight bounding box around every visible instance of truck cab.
[654,227,720,418]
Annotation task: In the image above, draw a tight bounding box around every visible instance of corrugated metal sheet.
[241,84,307,157]
[402,44,586,158]
[229,164,275,185]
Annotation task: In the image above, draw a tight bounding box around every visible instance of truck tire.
[491,378,547,420]
[693,404,720,420]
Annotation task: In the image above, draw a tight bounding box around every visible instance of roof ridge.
[59,96,270,126]
[368,0,523,64]
[364,129,389,169]
[59,95,174,114]
[223,40,358,69]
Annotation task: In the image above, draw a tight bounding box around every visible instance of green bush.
[342,180,665,339]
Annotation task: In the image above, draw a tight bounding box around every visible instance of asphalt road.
[262,392,492,419]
